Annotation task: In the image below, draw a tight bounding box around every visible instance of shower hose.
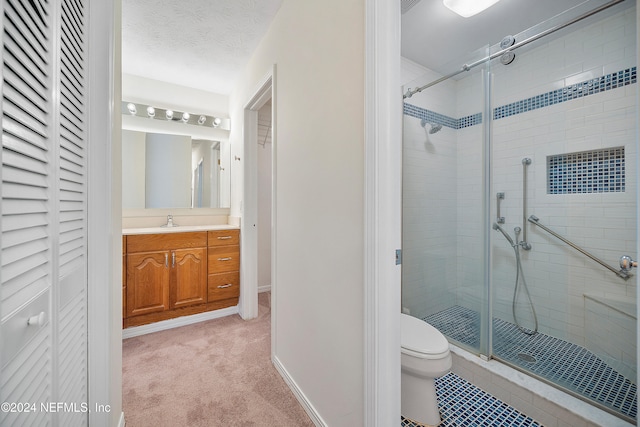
[511,238,538,335]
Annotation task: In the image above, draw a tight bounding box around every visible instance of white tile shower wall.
[487,7,637,370]
[454,71,488,312]
[585,296,637,381]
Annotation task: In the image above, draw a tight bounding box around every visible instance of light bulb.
[127,103,137,115]
[165,110,173,120]
[212,117,222,127]
[146,106,155,118]
[442,0,501,17]
[198,115,206,125]
[181,112,190,123]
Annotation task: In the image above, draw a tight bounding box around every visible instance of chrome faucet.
[163,214,177,228]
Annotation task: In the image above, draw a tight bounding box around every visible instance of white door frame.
[364,0,402,425]
[240,67,275,322]
[87,0,124,426]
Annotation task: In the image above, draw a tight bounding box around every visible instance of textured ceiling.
[123,0,631,95]
[122,0,283,95]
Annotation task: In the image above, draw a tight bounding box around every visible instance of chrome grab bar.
[521,158,532,250]
[496,192,505,224]
[528,215,631,280]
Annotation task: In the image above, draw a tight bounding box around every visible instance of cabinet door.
[171,247,207,309]
[127,251,170,317]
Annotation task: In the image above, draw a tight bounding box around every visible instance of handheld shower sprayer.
[493,221,539,335]
[514,226,521,245]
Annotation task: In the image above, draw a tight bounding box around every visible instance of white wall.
[229,0,365,424]
[122,74,228,117]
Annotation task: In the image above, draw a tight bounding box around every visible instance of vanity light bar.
[122,101,224,127]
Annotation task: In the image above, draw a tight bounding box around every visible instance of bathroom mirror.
[122,130,230,209]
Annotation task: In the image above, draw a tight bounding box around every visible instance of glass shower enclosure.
[401,1,637,422]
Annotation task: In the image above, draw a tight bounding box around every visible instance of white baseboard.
[258,284,271,293]
[122,306,239,339]
[272,355,326,426]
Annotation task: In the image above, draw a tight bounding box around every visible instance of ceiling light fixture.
[122,102,227,129]
[442,0,500,17]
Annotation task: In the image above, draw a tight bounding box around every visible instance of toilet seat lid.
[401,313,449,356]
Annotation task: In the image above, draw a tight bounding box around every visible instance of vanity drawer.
[208,229,239,247]
[208,246,240,273]
[127,232,207,253]
[207,272,240,302]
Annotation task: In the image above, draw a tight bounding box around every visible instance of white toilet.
[401,313,452,427]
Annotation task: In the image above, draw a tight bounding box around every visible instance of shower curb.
[448,343,634,427]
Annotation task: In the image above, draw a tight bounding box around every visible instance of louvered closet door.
[1,0,89,426]
[56,1,88,426]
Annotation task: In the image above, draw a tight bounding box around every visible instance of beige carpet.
[122,292,314,427]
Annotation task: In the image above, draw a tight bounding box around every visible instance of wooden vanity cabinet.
[207,230,240,305]
[124,232,207,328]
[123,229,240,328]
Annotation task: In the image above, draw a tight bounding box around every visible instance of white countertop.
[122,224,240,235]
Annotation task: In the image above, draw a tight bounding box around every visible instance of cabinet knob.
[217,257,232,261]
[217,236,232,240]
[27,311,46,326]
[172,252,176,268]
[217,284,233,289]
[165,253,169,267]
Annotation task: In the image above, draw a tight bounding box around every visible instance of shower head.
[420,119,442,134]
[493,222,515,246]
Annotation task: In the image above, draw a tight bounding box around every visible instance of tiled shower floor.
[401,372,542,427]
[424,305,637,421]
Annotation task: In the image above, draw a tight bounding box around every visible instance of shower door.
[401,46,492,357]
[488,4,637,421]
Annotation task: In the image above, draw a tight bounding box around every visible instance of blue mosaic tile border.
[548,147,625,194]
[494,67,637,120]
[458,112,482,129]
[403,67,637,125]
[403,103,482,130]
[403,103,458,129]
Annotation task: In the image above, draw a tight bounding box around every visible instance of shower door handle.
[496,192,505,224]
